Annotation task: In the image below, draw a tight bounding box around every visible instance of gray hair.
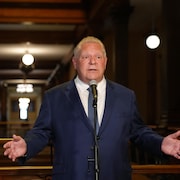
[73,36,107,58]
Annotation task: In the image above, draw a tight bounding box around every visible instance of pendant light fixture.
[145,0,160,49]
[22,42,35,66]
[146,34,160,49]
[22,52,34,66]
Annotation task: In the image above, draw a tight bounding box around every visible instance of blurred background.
[0,0,179,136]
[0,0,179,135]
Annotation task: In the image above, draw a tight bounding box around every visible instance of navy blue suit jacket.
[24,79,163,180]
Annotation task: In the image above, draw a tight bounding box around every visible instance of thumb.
[12,134,22,142]
[168,130,180,139]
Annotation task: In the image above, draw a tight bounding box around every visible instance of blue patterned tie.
[88,87,99,133]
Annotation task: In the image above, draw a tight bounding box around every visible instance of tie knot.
[87,86,91,92]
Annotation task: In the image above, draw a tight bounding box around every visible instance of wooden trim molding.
[132,164,180,174]
[0,165,180,176]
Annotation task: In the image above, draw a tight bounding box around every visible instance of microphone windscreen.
[89,80,97,86]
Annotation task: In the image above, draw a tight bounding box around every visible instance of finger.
[12,156,17,162]
[8,153,16,161]
[4,148,11,156]
[6,146,17,161]
[11,153,17,162]
[174,153,180,159]
[3,141,12,149]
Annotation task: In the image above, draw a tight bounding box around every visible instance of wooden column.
[162,0,180,126]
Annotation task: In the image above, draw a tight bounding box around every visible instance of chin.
[87,74,101,82]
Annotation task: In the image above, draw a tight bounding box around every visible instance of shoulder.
[45,80,75,96]
[106,79,134,95]
[106,79,137,105]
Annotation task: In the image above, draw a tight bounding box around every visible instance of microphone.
[89,80,98,102]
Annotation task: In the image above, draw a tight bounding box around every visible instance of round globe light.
[146,34,160,49]
[22,53,34,66]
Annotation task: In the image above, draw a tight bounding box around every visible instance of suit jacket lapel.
[64,79,116,135]
[65,80,93,132]
[98,80,115,135]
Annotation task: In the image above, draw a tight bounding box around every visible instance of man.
[3,36,180,180]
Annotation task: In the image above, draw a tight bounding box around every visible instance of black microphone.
[89,80,98,102]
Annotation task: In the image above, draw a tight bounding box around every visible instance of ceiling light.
[22,53,34,66]
[18,97,30,120]
[146,34,160,49]
[19,97,30,104]
[145,0,160,49]
[16,84,34,93]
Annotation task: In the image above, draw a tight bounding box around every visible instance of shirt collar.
[74,76,106,92]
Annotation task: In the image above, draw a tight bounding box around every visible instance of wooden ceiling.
[0,0,96,87]
[0,0,141,88]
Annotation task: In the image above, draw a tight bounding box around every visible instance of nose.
[89,56,96,64]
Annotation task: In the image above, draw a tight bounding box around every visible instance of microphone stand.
[92,98,99,180]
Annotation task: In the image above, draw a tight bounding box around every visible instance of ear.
[104,57,108,68]
[72,57,77,69]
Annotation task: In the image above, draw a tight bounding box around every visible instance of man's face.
[72,42,107,84]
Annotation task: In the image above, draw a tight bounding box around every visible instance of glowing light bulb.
[146,35,160,49]
[22,53,34,65]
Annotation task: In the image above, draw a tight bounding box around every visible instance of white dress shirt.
[74,76,106,126]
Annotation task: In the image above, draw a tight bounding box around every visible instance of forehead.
[80,42,103,53]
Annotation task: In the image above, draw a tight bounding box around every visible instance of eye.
[96,55,102,60]
[81,55,90,60]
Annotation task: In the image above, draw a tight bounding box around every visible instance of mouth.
[88,68,97,71]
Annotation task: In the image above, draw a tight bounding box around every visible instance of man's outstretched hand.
[3,134,27,162]
[161,130,180,159]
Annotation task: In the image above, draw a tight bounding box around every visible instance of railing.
[1,129,180,179]
[1,164,180,175]
[0,166,52,176]
[132,164,180,174]
[0,121,34,137]
[0,164,180,180]
[0,138,53,166]
[0,138,53,179]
